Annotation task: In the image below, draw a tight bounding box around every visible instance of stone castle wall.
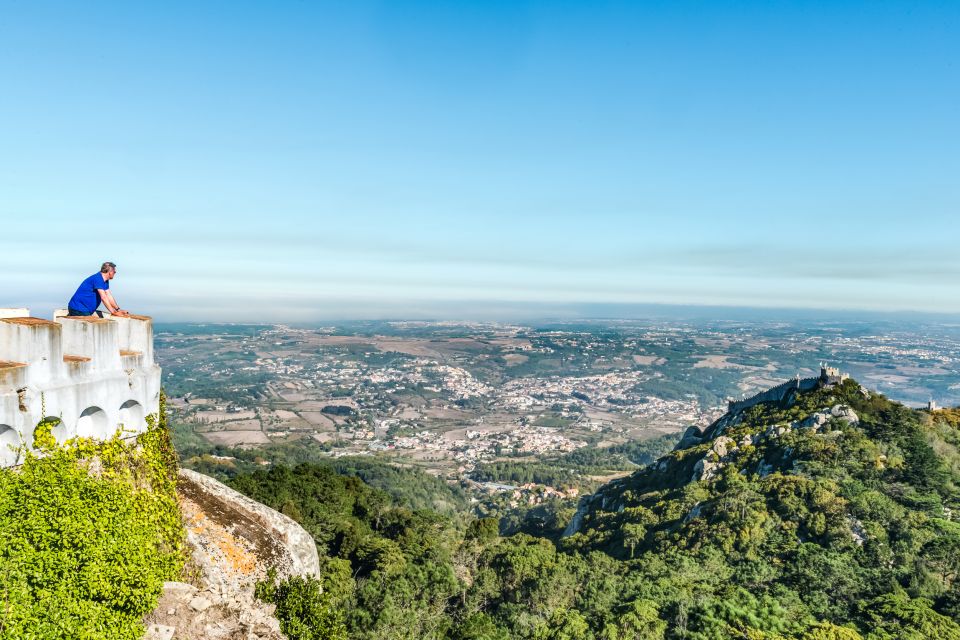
[0,308,161,467]
[727,376,822,415]
[726,366,848,415]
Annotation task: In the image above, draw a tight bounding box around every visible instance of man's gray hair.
[100,261,117,273]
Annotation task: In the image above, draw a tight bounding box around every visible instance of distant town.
[158,318,960,498]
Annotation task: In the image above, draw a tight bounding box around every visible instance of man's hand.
[98,288,128,316]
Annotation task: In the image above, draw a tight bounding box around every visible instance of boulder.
[830,404,859,425]
[692,458,721,482]
[795,412,830,431]
[765,424,789,438]
[144,580,283,640]
[142,470,323,640]
[676,426,704,450]
[711,436,734,458]
[177,468,320,587]
[143,624,175,640]
[848,517,867,546]
[683,502,703,523]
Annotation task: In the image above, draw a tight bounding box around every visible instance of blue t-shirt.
[68,273,109,314]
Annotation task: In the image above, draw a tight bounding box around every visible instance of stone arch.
[77,406,111,439]
[0,425,19,467]
[118,400,145,433]
[43,416,73,444]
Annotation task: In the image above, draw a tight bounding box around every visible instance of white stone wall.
[0,309,161,467]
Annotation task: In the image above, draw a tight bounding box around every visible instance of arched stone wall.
[0,424,19,467]
[1,310,160,456]
[119,400,145,434]
[77,406,111,439]
[47,416,73,444]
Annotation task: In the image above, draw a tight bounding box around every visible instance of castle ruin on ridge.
[0,308,160,467]
[726,363,849,414]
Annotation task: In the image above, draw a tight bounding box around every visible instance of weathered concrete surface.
[178,469,320,585]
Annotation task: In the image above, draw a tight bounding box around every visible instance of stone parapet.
[56,316,122,374]
[0,308,161,467]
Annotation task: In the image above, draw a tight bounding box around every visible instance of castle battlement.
[0,308,161,467]
[726,364,849,415]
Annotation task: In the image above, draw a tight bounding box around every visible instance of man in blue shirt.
[67,262,130,317]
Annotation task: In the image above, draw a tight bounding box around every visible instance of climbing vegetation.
[0,394,183,639]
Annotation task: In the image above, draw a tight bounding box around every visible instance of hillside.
[225,376,960,639]
[560,376,960,638]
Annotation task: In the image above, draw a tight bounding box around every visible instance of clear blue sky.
[2,1,958,321]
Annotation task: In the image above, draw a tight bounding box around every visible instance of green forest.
[472,435,681,489]
[225,378,960,639]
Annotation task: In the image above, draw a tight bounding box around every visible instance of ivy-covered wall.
[0,394,184,639]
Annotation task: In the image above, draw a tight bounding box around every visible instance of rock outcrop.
[144,469,321,640]
[177,468,320,585]
[144,580,283,640]
[793,404,859,432]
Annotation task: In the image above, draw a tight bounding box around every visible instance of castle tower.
[0,309,161,467]
[820,363,848,385]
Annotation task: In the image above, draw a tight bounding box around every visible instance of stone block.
[56,316,122,374]
[0,317,63,386]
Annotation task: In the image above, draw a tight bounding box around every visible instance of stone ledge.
[1,317,58,326]
[58,315,112,324]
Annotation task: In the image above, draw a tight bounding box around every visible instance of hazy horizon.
[14,297,960,326]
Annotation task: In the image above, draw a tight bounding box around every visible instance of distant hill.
[561,376,960,638]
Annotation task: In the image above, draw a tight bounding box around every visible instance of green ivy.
[0,393,184,639]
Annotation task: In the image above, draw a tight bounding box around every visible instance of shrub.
[255,571,347,640]
[0,399,183,639]
[256,571,347,640]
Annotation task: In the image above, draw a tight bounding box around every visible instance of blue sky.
[1,1,958,321]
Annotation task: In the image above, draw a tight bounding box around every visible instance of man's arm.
[97,289,129,316]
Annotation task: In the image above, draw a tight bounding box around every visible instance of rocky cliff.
[144,469,321,640]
